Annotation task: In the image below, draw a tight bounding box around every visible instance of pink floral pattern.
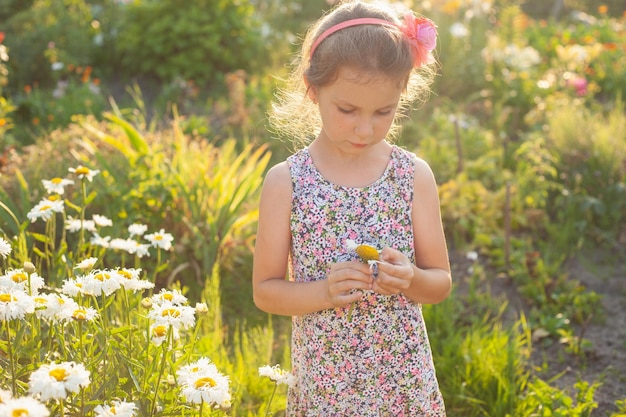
[286,146,445,416]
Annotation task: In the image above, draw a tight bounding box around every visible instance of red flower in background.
[0,32,4,44]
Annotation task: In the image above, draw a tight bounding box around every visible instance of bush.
[113,0,267,87]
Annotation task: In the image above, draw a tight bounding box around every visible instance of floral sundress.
[286,145,446,416]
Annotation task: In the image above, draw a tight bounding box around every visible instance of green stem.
[265,383,278,417]
[5,320,16,395]
[150,326,172,416]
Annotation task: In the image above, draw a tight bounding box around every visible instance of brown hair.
[269,0,437,148]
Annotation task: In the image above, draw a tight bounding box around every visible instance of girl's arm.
[374,157,451,304]
[252,162,373,316]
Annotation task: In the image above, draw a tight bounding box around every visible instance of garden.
[0,0,625,416]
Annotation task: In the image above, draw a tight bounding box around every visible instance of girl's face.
[309,67,404,152]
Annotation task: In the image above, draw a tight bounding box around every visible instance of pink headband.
[309,13,438,68]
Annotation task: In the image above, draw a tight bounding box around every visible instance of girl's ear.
[304,76,318,104]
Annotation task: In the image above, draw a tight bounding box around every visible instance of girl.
[253,1,451,415]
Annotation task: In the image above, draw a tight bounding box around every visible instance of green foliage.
[114,0,266,86]
[516,379,599,416]
[0,0,95,91]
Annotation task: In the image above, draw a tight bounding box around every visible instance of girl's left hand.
[371,247,414,295]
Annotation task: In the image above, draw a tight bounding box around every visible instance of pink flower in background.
[566,75,588,96]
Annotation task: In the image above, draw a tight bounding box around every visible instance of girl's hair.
[269,0,438,148]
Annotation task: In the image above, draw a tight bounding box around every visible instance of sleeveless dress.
[286,145,446,416]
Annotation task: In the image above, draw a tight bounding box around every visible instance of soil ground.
[451,247,626,416]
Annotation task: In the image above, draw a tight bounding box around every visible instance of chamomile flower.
[109,238,138,254]
[34,293,79,323]
[148,302,196,330]
[0,287,35,321]
[177,359,231,407]
[150,323,180,346]
[81,269,123,296]
[151,288,188,306]
[258,364,295,386]
[0,237,11,259]
[345,239,380,262]
[0,387,12,403]
[28,361,90,401]
[68,165,100,182]
[0,396,50,417]
[27,198,64,223]
[92,214,112,227]
[60,276,86,297]
[93,399,138,417]
[70,306,98,322]
[0,268,45,294]
[90,233,111,248]
[65,216,96,233]
[128,223,148,237]
[74,257,98,272]
[117,268,154,292]
[42,177,74,195]
[144,229,174,251]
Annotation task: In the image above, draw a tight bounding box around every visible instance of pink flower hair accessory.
[400,12,437,67]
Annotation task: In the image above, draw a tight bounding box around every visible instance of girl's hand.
[372,247,414,296]
[325,261,373,307]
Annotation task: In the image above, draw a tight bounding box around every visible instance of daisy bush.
[0,164,291,416]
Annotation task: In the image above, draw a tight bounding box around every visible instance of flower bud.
[23,261,37,274]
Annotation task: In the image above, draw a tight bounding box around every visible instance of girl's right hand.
[325,261,373,308]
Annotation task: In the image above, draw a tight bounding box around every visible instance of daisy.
[150,323,180,346]
[0,387,12,403]
[89,233,111,248]
[0,237,11,259]
[0,268,45,294]
[81,269,123,296]
[34,293,79,323]
[28,361,90,401]
[132,241,151,258]
[60,276,86,297]
[68,165,100,182]
[0,395,50,416]
[27,198,64,223]
[65,217,96,233]
[109,238,138,254]
[93,399,138,417]
[0,287,35,321]
[258,364,295,386]
[42,177,74,195]
[128,223,148,237]
[70,305,99,322]
[178,360,231,407]
[74,257,98,272]
[117,268,154,292]
[151,289,188,306]
[144,229,174,251]
[92,214,112,227]
[148,302,195,330]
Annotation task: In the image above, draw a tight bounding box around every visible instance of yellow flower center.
[155,235,163,241]
[34,297,47,304]
[76,166,90,175]
[73,308,87,320]
[11,272,27,283]
[94,272,110,281]
[39,205,52,211]
[49,367,69,381]
[11,409,29,417]
[194,377,217,389]
[162,294,173,301]
[110,407,117,414]
[47,194,61,201]
[119,270,133,280]
[51,177,63,184]
[161,308,180,318]
[152,325,167,337]
[0,293,16,302]
[355,245,379,262]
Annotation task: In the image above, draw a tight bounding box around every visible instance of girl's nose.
[354,117,374,138]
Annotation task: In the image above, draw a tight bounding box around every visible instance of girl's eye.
[338,107,354,114]
[377,110,392,116]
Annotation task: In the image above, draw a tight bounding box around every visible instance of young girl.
[253,1,451,415]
